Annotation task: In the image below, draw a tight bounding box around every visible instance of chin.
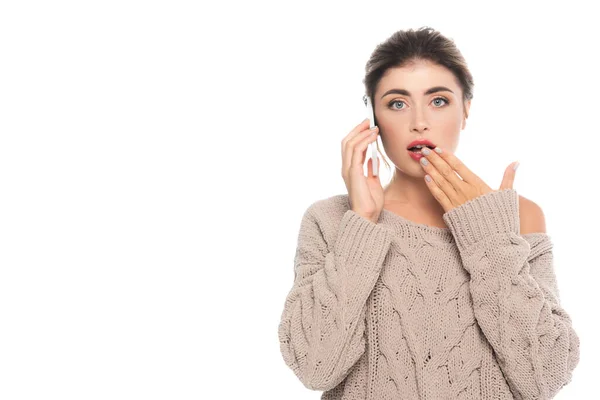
[392,162,427,178]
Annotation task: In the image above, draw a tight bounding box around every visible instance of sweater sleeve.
[278,204,392,391]
[442,188,580,400]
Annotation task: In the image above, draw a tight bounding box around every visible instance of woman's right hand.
[341,118,384,224]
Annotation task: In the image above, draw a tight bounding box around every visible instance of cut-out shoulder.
[518,194,547,234]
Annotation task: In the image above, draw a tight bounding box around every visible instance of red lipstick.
[406,139,436,149]
[407,139,437,162]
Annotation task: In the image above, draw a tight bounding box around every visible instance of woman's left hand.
[419,146,519,213]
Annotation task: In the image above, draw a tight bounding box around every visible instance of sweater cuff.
[442,188,520,252]
[334,210,392,274]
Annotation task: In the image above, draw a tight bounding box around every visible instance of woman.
[278,26,580,399]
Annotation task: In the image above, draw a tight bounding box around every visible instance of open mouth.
[407,145,435,153]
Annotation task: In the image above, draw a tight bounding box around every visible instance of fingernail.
[420,157,429,166]
[421,147,431,155]
[434,147,442,154]
[513,161,520,171]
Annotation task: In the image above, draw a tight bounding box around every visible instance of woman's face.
[374,60,470,178]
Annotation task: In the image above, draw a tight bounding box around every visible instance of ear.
[462,100,471,129]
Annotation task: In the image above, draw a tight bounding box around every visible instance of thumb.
[499,161,519,190]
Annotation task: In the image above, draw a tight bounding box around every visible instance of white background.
[0,0,597,399]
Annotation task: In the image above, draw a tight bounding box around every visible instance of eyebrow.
[380,86,454,99]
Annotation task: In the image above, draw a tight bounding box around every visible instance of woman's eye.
[389,100,405,110]
[433,97,449,107]
[388,97,449,110]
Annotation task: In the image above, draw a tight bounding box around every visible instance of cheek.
[430,111,460,125]
[445,137,460,153]
[378,133,401,152]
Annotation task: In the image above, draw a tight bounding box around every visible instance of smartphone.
[363,94,378,176]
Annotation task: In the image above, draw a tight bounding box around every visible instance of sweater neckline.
[379,208,456,243]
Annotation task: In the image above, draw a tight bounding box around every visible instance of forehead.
[377,60,459,94]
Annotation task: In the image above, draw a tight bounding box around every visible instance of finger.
[351,130,378,170]
[420,148,466,193]
[342,118,372,146]
[421,157,462,205]
[424,174,453,213]
[428,147,482,185]
[343,125,377,175]
[342,119,371,172]
[499,161,518,190]
[342,129,371,176]
[345,125,376,165]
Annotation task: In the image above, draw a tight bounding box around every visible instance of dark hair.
[362,26,474,173]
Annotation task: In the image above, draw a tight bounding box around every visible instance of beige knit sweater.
[278,188,579,399]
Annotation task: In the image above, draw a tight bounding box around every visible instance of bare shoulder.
[518,194,547,234]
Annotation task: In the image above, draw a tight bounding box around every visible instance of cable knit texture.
[278,188,579,399]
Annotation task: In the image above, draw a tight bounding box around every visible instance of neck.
[383,168,446,215]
